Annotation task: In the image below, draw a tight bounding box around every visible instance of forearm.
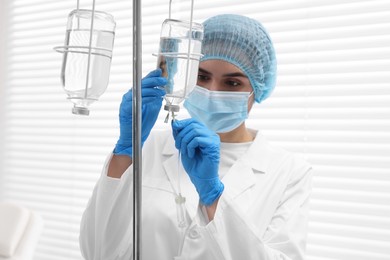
[80,160,134,260]
[107,154,132,178]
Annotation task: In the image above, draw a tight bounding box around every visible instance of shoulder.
[249,130,312,182]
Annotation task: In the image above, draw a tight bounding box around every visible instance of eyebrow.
[198,68,248,78]
[198,68,212,75]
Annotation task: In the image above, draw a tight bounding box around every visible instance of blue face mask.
[184,86,253,133]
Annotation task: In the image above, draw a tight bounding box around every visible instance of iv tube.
[175,150,188,255]
[175,150,187,228]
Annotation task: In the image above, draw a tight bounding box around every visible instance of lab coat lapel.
[221,132,268,206]
[161,137,199,219]
[222,159,256,199]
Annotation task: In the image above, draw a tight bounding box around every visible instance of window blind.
[1,0,389,260]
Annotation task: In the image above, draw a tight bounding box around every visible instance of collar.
[161,128,270,202]
[161,128,270,173]
[240,129,269,174]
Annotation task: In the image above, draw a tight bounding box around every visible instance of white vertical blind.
[1,0,389,260]
[0,0,8,199]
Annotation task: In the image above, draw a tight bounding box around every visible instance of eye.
[225,80,241,87]
[197,74,210,82]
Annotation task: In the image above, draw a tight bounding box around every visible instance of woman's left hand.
[172,118,224,206]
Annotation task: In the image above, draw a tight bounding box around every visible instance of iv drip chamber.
[156,19,203,116]
[54,9,116,115]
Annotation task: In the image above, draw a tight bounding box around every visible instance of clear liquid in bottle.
[156,19,203,121]
[61,29,114,115]
[55,9,116,115]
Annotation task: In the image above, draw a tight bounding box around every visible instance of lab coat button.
[188,228,200,239]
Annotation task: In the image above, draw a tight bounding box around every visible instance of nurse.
[80,14,312,260]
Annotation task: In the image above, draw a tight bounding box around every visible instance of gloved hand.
[113,69,167,158]
[172,118,224,206]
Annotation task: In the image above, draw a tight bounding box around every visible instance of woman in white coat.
[80,14,312,260]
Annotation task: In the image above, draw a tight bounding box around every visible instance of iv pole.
[132,0,142,259]
[132,1,197,259]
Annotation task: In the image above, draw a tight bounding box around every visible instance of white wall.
[1,1,390,260]
[0,0,10,198]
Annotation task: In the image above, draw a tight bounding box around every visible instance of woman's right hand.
[172,118,224,206]
[113,69,167,158]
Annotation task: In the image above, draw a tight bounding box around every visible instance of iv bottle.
[156,19,203,119]
[55,9,116,115]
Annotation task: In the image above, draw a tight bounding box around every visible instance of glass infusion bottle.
[55,9,116,115]
[156,19,203,121]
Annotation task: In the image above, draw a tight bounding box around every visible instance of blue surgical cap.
[201,14,277,103]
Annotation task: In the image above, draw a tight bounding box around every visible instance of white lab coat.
[79,129,312,260]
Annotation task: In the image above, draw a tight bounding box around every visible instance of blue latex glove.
[172,118,224,206]
[113,69,167,157]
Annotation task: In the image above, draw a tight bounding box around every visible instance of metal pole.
[132,0,142,258]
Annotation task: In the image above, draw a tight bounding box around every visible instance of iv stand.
[132,1,197,259]
[132,0,142,259]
